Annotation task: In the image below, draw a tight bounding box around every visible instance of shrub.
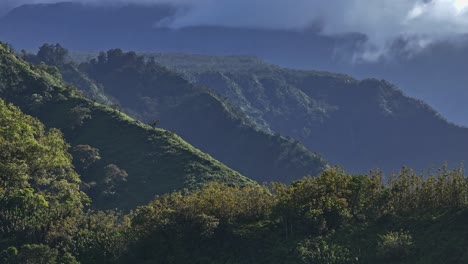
[297,239,357,264]
[377,230,414,260]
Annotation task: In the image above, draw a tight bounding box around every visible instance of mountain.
[2,100,467,264]
[1,2,467,127]
[148,53,468,173]
[1,5,468,262]
[28,45,328,184]
[0,43,255,210]
[32,45,468,173]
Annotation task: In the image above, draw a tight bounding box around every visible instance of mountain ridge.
[0,43,255,210]
[144,52,468,173]
[2,2,467,127]
[45,46,329,183]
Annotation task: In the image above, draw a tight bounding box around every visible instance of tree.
[71,145,101,173]
[377,231,414,261]
[16,244,59,264]
[102,164,128,196]
[37,43,69,66]
[297,239,357,264]
[0,247,18,264]
[68,105,92,129]
[0,99,88,250]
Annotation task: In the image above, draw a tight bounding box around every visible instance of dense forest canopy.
[1,111,467,263]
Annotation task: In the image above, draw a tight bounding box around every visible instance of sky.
[2,0,468,60]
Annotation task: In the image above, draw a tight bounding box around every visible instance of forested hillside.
[122,167,468,264]
[150,53,468,173]
[0,97,89,263]
[0,42,467,263]
[0,43,254,209]
[1,2,468,263]
[1,109,467,263]
[27,44,328,184]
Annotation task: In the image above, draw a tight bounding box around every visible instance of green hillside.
[35,45,328,184]
[1,43,467,264]
[0,43,253,210]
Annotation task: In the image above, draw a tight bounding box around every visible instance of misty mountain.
[1,2,467,172]
[25,44,328,184]
[0,2,359,75]
[2,3,468,263]
[148,53,468,173]
[2,2,468,127]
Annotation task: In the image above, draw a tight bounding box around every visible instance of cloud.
[3,0,468,60]
[162,0,468,60]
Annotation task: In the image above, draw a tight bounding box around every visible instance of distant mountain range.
[24,44,328,185]
[1,2,468,127]
[150,53,468,173]
[1,4,468,263]
[2,2,467,174]
[28,45,468,174]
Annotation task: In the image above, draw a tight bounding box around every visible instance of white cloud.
[3,0,468,60]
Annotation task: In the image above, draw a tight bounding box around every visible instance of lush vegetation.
[23,43,112,104]
[1,107,467,263]
[0,97,85,263]
[127,166,468,264]
[1,43,467,263]
[30,44,328,184]
[0,43,253,210]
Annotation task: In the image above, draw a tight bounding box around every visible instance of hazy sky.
[3,0,468,60]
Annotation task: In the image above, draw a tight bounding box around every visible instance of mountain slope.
[33,46,328,184]
[2,2,468,127]
[151,53,468,173]
[0,97,91,262]
[0,43,254,210]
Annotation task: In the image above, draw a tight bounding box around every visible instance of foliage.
[0,43,253,210]
[0,97,91,262]
[122,168,468,264]
[67,105,92,129]
[0,42,467,264]
[0,100,466,263]
[297,239,357,264]
[16,244,59,264]
[71,144,101,172]
[36,43,69,66]
[0,99,88,247]
[72,47,329,184]
[377,231,414,261]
